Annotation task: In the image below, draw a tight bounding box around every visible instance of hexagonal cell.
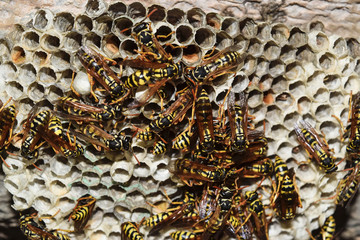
[108,2,127,18]
[102,34,120,57]
[271,76,287,93]
[7,24,24,43]
[239,18,258,38]
[247,89,263,108]
[215,31,233,49]
[5,81,23,101]
[113,17,133,38]
[313,88,329,103]
[269,60,285,78]
[187,8,205,28]
[133,162,150,178]
[119,39,138,58]
[257,23,272,41]
[242,55,257,76]
[231,73,249,92]
[175,24,193,45]
[50,50,70,72]
[307,31,329,52]
[53,12,74,33]
[330,36,348,57]
[148,5,166,22]
[195,27,215,49]
[329,91,344,106]
[256,58,269,77]
[182,44,201,65]
[275,92,295,109]
[284,62,305,81]
[155,24,174,43]
[39,31,61,52]
[81,170,101,187]
[221,17,239,38]
[46,85,64,103]
[21,30,40,50]
[27,81,44,101]
[33,193,53,212]
[289,27,307,48]
[56,69,73,92]
[263,41,280,61]
[271,23,290,46]
[49,180,68,196]
[320,121,340,140]
[280,45,297,64]
[323,74,341,91]
[318,52,337,72]
[93,15,113,35]
[233,34,249,52]
[247,38,263,58]
[308,21,324,32]
[83,32,101,48]
[128,2,146,19]
[289,80,305,98]
[37,67,56,87]
[167,8,185,26]
[277,142,293,159]
[344,75,360,92]
[11,46,26,64]
[110,160,133,183]
[63,31,82,52]
[296,45,316,63]
[270,124,288,140]
[283,111,301,130]
[90,230,107,240]
[74,14,93,34]
[314,104,332,121]
[164,43,183,62]
[17,63,36,87]
[266,105,282,125]
[85,0,107,18]
[347,38,360,58]
[97,196,115,210]
[33,9,53,32]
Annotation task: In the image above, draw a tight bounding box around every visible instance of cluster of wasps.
[0,7,357,240]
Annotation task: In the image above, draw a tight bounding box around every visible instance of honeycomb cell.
[175,24,193,45]
[164,43,183,62]
[167,8,185,26]
[215,31,233,49]
[270,124,288,140]
[308,21,324,32]
[110,161,133,183]
[90,230,107,240]
[11,46,26,64]
[258,74,272,92]
[148,5,166,22]
[33,9,53,32]
[314,88,329,103]
[320,121,339,140]
[266,105,282,125]
[50,50,70,71]
[344,75,360,92]
[283,111,301,130]
[269,60,285,78]
[119,39,138,57]
[102,35,120,58]
[284,62,305,81]
[40,31,61,52]
[296,45,316,63]
[271,76,287,93]
[113,17,133,38]
[263,41,281,61]
[239,18,258,38]
[93,15,113,35]
[108,2,127,18]
[329,91,344,106]
[75,15,93,33]
[83,32,101,48]
[323,74,340,91]
[97,196,115,210]
[81,170,101,187]
[318,52,337,72]
[63,31,82,52]
[257,23,271,41]
[231,73,249,92]
[276,92,295,109]
[7,24,24,43]
[143,102,161,120]
[242,55,257,75]
[54,12,74,32]
[330,36,348,58]
[289,27,307,48]
[247,89,263,108]
[18,63,36,87]
[277,142,293,160]
[307,31,329,52]
[128,2,146,19]
[195,27,215,49]
[155,24,174,43]
[49,180,68,196]
[271,23,290,45]
[347,38,360,58]
[21,30,40,50]
[247,38,263,57]
[187,8,205,28]
[233,34,249,51]
[85,0,107,18]
[6,81,23,101]
[280,45,297,64]
[182,44,201,65]
[46,85,64,103]
[33,193,53,212]
[133,162,150,178]
[152,163,171,182]
[38,67,56,87]
[256,58,269,77]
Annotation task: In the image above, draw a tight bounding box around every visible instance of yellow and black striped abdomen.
[122,222,143,240]
[143,212,171,227]
[30,110,51,135]
[125,69,152,89]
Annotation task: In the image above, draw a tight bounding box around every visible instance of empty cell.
[284,112,301,130]
[258,74,273,91]
[221,17,239,37]
[247,38,263,57]
[323,74,340,90]
[155,25,174,43]
[344,75,360,91]
[289,27,307,48]
[296,45,316,63]
[143,102,161,119]
[113,17,133,38]
[318,52,336,71]
[242,55,257,75]
[7,24,24,43]
[275,92,294,109]
[63,31,82,51]
[108,2,127,18]
[308,31,329,52]
[11,46,26,64]
[271,124,288,140]
[175,24,193,44]
[309,21,324,32]
[18,64,36,86]
[257,23,271,41]
[33,9,53,31]
[38,67,56,86]
[75,15,93,33]
[256,58,269,77]
[314,88,329,102]
[83,32,101,48]
[128,2,146,19]
[50,50,70,71]
[182,44,201,65]
[90,230,107,240]
[269,60,285,78]
[239,18,258,38]
[133,162,150,178]
[94,15,113,35]
[271,76,287,93]
[215,31,232,49]
[167,8,185,26]
[187,8,205,28]
[40,32,61,52]
[97,196,115,210]
[49,155,74,176]
[152,163,171,182]
[49,180,68,196]
[277,142,293,158]
[21,31,40,50]
[131,208,151,222]
[33,195,53,211]
[314,104,332,120]
[148,5,166,22]
[126,190,145,203]
[82,171,101,187]
[231,73,249,92]
[271,24,290,45]
[46,85,63,103]
[233,34,249,51]
[266,105,282,124]
[331,36,348,57]
[280,45,297,64]
[6,81,23,100]
[195,27,215,48]
[263,41,280,61]
[120,39,138,57]
[110,161,133,183]
[54,12,74,32]
[102,34,120,56]
[285,62,305,80]
[56,69,73,92]
[329,91,344,106]
[347,38,360,58]
[247,89,263,108]
[320,121,339,140]
[85,0,107,17]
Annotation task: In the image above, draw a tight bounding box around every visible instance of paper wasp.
[0,98,17,168]
[345,92,360,154]
[242,158,274,178]
[55,96,122,122]
[121,221,144,240]
[170,231,201,240]
[308,215,336,240]
[271,155,302,220]
[294,120,337,173]
[68,194,96,232]
[75,45,128,102]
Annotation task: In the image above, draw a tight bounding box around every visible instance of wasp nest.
[1,0,359,239]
